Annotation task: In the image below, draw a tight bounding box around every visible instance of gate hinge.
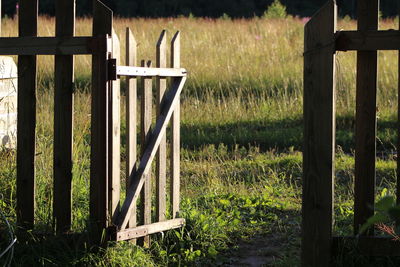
[108,58,117,81]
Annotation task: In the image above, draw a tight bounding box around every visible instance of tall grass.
[1,16,398,113]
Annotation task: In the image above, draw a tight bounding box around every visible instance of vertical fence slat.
[90,0,112,240]
[110,28,121,223]
[170,31,180,219]
[53,0,75,234]
[302,1,336,267]
[156,30,167,222]
[16,0,38,230]
[126,27,137,229]
[140,60,152,246]
[354,0,379,235]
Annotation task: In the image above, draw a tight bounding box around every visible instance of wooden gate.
[107,29,187,244]
[9,0,186,244]
[303,0,400,266]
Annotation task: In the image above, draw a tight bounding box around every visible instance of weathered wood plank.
[140,60,153,246]
[335,30,400,51]
[302,1,337,267]
[110,28,121,223]
[116,66,186,77]
[0,36,95,55]
[53,0,75,234]
[90,0,112,240]
[354,0,379,236]
[115,218,185,241]
[171,31,181,219]
[332,236,400,257]
[117,76,186,230]
[16,0,38,230]
[126,27,137,229]
[156,30,167,222]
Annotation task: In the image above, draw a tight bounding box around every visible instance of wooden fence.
[9,0,186,244]
[302,0,400,266]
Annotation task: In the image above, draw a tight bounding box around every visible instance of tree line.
[2,0,399,18]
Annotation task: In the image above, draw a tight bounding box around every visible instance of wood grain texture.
[140,60,152,247]
[117,76,186,231]
[90,0,112,240]
[0,36,94,55]
[335,30,400,51]
[156,30,167,222]
[302,1,336,267]
[16,0,38,230]
[116,218,185,241]
[171,31,181,219]
[53,0,75,234]
[354,0,379,235]
[126,27,137,229]
[110,28,121,224]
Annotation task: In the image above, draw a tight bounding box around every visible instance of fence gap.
[140,59,153,247]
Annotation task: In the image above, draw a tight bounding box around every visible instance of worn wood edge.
[113,218,185,241]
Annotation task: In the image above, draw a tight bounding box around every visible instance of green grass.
[0,15,399,266]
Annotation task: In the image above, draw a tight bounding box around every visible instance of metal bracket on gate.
[107,58,117,81]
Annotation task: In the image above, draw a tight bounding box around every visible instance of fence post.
[16,0,38,231]
[53,0,75,234]
[170,31,181,219]
[302,1,337,266]
[110,28,121,223]
[354,0,379,235]
[90,0,112,241]
[156,30,167,222]
[140,60,153,246]
[126,27,137,229]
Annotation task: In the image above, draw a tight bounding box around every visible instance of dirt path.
[222,234,286,267]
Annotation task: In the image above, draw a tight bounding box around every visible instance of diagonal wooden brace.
[116,76,186,230]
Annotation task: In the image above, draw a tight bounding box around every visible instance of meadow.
[0,14,399,266]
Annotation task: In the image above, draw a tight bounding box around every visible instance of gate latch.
[108,58,117,81]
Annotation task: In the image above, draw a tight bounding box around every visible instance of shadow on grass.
[179,115,397,153]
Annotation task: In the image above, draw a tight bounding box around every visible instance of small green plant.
[359,195,400,236]
[263,0,287,19]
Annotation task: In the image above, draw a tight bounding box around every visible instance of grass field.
[0,15,399,266]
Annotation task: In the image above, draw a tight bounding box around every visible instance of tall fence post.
[126,27,137,230]
[16,0,38,231]
[170,31,181,219]
[156,30,167,222]
[302,1,337,266]
[90,0,112,241]
[53,0,75,234]
[354,0,379,235]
